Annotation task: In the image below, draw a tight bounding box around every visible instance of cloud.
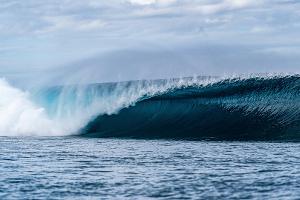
[38,16,106,34]
[0,0,300,82]
[0,0,265,36]
[128,0,176,6]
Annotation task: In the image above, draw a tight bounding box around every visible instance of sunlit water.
[0,137,299,199]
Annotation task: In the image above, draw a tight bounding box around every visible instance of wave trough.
[0,75,299,140]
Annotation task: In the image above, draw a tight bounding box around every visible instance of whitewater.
[0,75,299,140]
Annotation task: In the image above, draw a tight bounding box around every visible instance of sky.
[0,0,300,85]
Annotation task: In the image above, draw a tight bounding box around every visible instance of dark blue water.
[0,137,299,199]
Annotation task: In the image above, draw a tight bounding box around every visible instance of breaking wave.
[0,75,299,140]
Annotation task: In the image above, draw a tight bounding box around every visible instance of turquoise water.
[0,137,299,199]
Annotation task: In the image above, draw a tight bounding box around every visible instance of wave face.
[0,75,299,140]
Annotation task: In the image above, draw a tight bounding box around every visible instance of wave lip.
[82,75,300,141]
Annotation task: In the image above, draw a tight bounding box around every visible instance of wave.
[81,75,300,140]
[0,75,299,140]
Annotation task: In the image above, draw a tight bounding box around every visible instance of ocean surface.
[0,137,299,199]
[0,75,299,199]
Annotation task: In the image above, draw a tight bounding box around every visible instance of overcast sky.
[1,0,300,84]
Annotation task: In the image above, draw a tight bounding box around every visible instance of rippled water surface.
[0,137,299,199]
